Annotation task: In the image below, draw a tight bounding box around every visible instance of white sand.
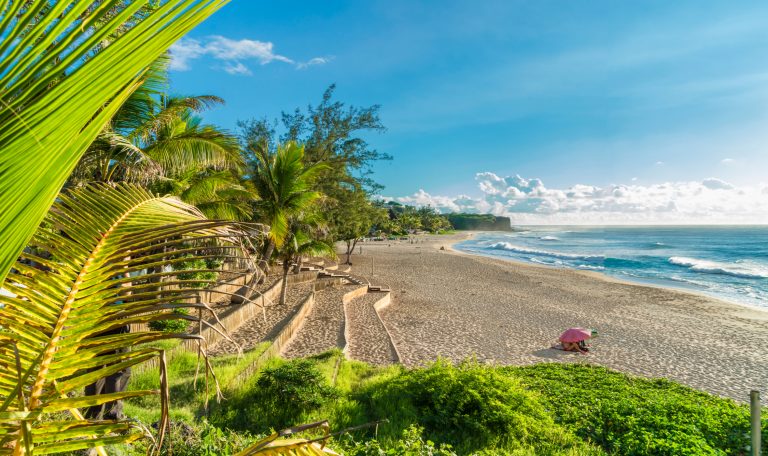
[352,232,768,401]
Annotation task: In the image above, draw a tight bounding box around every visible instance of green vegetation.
[121,353,763,455]
[512,363,767,455]
[446,213,512,231]
[376,202,453,236]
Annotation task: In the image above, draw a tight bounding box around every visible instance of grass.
[123,350,766,455]
[125,341,271,423]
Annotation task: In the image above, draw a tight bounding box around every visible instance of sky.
[169,0,768,224]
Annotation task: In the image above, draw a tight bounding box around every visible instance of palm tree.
[0,183,264,453]
[275,218,336,306]
[249,142,328,272]
[164,169,258,221]
[0,0,227,287]
[71,92,243,185]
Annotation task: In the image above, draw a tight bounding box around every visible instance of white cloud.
[655,161,665,166]
[701,178,735,190]
[721,158,735,164]
[391,173,768,225]
[297,56,333,69]
[170,36,328,74]
[222,61,252,76]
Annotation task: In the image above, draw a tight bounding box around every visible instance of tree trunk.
[293,256,303,274]
[259,240,275,278]
[279,261,290,305]
[345,238,359,265]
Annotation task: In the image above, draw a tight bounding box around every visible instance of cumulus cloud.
[390,173,768,224]
[170,36,329,74]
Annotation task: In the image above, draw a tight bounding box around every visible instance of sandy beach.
[353,232,768,401]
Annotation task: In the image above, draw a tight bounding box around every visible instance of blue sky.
[169,1,768,223]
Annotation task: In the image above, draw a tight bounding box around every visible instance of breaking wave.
[488,242,604,262]
[668,257,768,279]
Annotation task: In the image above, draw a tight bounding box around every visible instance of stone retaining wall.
[371,292,402,362]
[228,292,317,387]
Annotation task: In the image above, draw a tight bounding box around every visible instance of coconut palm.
[71,93,243,185]
[0,0,228,287]
[275,220,336,306]
[163,169,258,221]
[249,142,328,271]
[0,183,263,454]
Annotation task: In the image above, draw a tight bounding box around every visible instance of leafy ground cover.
[123,352,765,455]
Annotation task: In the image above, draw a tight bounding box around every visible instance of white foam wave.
[488,242,604,261]
[668,257,768,279]
[539,236,559,241]
[577,264,605,271]
[529,257,563,266]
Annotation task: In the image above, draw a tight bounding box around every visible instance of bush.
[338,425,458,455]
[512,363,766,455]
[174,257,222,288]
[123,420,261,456]
[148,308,190,333]
[354,360,589,454]
[210,359,339,432]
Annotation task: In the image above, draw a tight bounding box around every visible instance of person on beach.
[556,328,597,354]
[561,340,588,354]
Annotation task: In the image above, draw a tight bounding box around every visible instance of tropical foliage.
[0,0,228,286]
[71,92,242,185]
[374,202,453,236]
[239,86,390,262]
[248,142,327,270]
[275,225,336,305]
[0,184,259,454]
[160,354,764,456]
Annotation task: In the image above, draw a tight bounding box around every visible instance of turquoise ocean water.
[454,226,768,309]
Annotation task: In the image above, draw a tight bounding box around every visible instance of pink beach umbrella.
[559,327,592,343]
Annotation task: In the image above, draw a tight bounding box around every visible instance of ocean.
[454,226,768,309]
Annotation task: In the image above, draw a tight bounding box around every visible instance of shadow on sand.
[531,348,580,359]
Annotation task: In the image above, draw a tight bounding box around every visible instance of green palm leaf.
[0,0,229,285]
[251,142,327,247]
[0,183,263,454]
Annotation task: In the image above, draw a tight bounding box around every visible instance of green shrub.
[148,308,190,333]
[210,359,339,432]
[338,425,458,455]
[123,420,261,456]
[354,360,589,454]
[174,257,222,288]
[512,363,765,455]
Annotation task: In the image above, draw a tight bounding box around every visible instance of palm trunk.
[259,240,275,278]
[293,256,303,274]
[279,261,290,305]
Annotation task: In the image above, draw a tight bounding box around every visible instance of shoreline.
[446,231,768,320]
[355,232,768,400]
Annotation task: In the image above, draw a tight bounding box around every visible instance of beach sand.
[353,232,768,401]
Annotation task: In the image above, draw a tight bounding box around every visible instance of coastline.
[447,231,768,321]
[355,231,768,400]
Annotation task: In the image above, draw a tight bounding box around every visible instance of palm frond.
[0,0,229,285]
[145,125,243,174]
[0,183,264,454]
[235,421,339,456]
[251,142,328,246]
